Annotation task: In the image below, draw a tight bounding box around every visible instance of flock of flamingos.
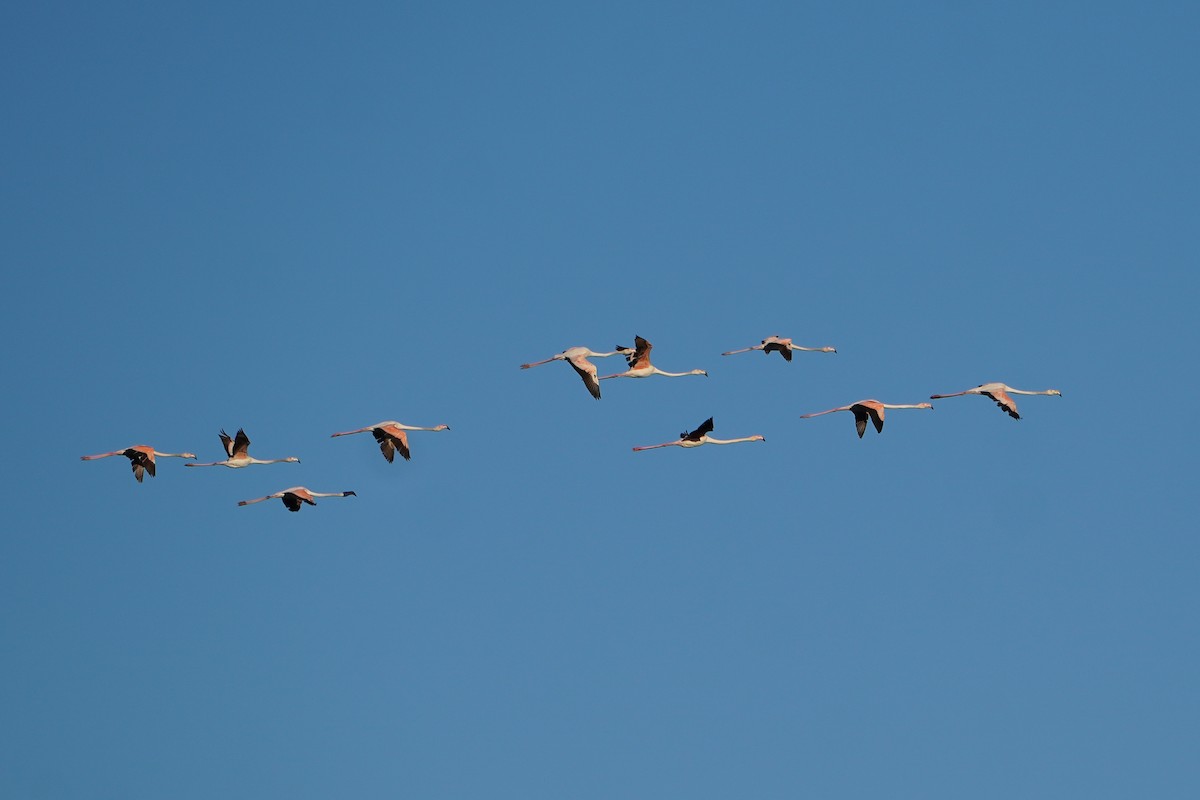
[81,333,1062,513]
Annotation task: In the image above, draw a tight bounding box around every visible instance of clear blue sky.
[3,1,1197,797]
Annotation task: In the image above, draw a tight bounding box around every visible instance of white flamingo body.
[238,486,357,512]
[600,336,708,381]
[80,445,197,482]
[800,399,933,437]
[331,420,450,462]
[929,382,1062,420]
[632,417,765,452]
[185,428,300,468]
[722,335,837,362]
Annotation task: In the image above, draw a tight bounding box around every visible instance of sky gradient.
[3,2,1198,797]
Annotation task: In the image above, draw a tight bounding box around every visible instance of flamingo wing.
[628,336,652,368]
[568,355,601,399]
[763,342,792,361]
[282,493,305,512]
[981,389,1020,419]
[218,429,235,457]
[682,417,714,441]
[376,426,411,461]
[850,406,870,438]
[123,448,155,481]
[231,429,252,457]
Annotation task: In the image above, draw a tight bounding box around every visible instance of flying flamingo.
[632,417,765,452]
[722,335,837,362]
[330,420,450,462]
[80,445,197,482]
[929,382,1062,420]
[599,336,708,381]
[185,428,300,468]
[800,399,933,438]
[238,487,357,512]
[521,346,626,399]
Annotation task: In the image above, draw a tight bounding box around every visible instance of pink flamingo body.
[238,487,357,512]
[331,420,450,462]
[80,445,197,482]
[521,346,624,399]
[600,336,708,380]
[800,399,933,438]
[632,417,765,451]
[929,382,1062,420]
[722,335,836,362]
[185,428,300,468]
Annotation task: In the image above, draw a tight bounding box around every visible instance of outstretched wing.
[375,426,411,461]
[981,389,1020,419]
[124,448,155,482]
[219,429,235,457]
[866,405,884,433]
[282,493,304,512]
[851,406,870,438]
[568,355,601,399]
[682,417,714,441]
[231,429,252,457]
[763,342,792,361]
[626,336,652,368]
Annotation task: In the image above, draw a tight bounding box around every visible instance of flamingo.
[238,487,357,512]
[632,417,765,452]
[185,428,300,468]
[80,445,197,482]
[330,420,450,462]
[722,335,837,362]
[800,399,933,437]
[521,346,625,399]
[599,336,708,381]
[929,382,1062,420]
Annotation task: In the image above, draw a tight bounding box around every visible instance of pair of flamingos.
[801,383,1062,437]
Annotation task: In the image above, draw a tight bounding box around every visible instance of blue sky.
[2,1,1198,797]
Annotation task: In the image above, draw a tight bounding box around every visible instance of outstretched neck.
[704,436,764,445]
